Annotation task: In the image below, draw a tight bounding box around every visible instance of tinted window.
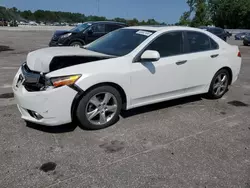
[70,23,91,32]
[92,24,105,33]
[213,28,223,34]
[186,31,218,52]
[145,32,184,57]
[106,24,123,32]
[85,29,154,56]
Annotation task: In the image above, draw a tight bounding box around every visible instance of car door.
[86,23,106,43]
[181,31,222,94]
[130,31,189,107]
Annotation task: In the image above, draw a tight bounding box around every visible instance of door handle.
[176,60,187,65]
[211,54,219,58]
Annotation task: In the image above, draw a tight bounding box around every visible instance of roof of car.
[86,21,128,25]
[126,25,206,32]
[199,26,224,30]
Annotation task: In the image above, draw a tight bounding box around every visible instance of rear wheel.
[76,86,122,130]
[207,69,230,99]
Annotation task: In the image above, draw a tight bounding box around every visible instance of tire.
[70,41,83,47]
[207,69,230,99]
[76,86,122,130]
[243,42,248,46]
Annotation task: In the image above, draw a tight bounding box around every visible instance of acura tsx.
[13,26,242,130]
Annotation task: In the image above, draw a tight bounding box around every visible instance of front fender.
[75,72,130,101]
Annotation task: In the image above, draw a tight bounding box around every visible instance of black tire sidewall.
[76,86,122,130]
[208,69,230,99]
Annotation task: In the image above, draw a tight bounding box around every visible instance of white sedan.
[12,26,242,130]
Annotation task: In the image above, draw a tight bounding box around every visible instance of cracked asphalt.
[0,30,250,188]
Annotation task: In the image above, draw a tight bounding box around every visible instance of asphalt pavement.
[0,31,249,188]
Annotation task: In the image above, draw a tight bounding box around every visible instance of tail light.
[237,51,241,57]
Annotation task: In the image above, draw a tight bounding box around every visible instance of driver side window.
[145,31,184,57]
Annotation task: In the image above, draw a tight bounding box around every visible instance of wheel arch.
[70,82,128,122]
[69,39,85,46]
[218,67,233,85]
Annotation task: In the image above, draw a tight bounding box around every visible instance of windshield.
[71,23,91,32]
[85,29,155,56]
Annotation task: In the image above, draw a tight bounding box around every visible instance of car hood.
[54,30,70,36]
[26,47,115,73]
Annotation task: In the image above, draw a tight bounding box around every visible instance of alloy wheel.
[213,73,228,96]
[85,92,118,125]
[73,44,80,47]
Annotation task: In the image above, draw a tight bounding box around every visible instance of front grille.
[21,63,46,92]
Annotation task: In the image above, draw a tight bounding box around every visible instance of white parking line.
[0,84,12,88]
[1,67,19,70]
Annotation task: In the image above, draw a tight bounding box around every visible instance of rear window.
[186,31,219,53]
[209,28,224,34]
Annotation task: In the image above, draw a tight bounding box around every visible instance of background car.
[199,26,228,41]
[235,32,249,40]
[225,31,232,38]
[49,21,128,47]
[243,33,250,46]
[0,19,8,26]
[13,26,242,130]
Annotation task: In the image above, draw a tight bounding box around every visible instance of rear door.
[181,31,222,94]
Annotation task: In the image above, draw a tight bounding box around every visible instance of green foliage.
[180,0,250,28]
[179,0,211,27]
[0,6,20,20]
[0,6,165,26]
[210,0,250,28]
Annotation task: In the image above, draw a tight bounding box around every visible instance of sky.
[1,0,189,24]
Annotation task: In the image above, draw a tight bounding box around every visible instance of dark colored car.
[199,26,228,41]
[243,33,250,46]
[49,21,128,47]
[235,32,250,40]
[225,31,232,37]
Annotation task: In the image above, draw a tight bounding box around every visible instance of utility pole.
[97,0,100,16]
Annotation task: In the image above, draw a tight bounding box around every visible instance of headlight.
[60,33,72,39]
[46,75,81,88]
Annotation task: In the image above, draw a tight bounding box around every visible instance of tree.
[209,0,250,28]
[0,6,166,26]
[179,0,211,27]
[180,0,250,28]
[179,11,191,26]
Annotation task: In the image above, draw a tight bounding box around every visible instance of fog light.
[27,110,43,120]
[33,112,43,120]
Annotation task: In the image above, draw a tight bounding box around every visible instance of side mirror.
[140,50,160,62]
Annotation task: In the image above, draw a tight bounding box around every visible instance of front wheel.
[70,41,83,47]
[207,69,230,99]
[76,86,122,130]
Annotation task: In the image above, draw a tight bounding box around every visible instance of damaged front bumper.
[12,66,77,126]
